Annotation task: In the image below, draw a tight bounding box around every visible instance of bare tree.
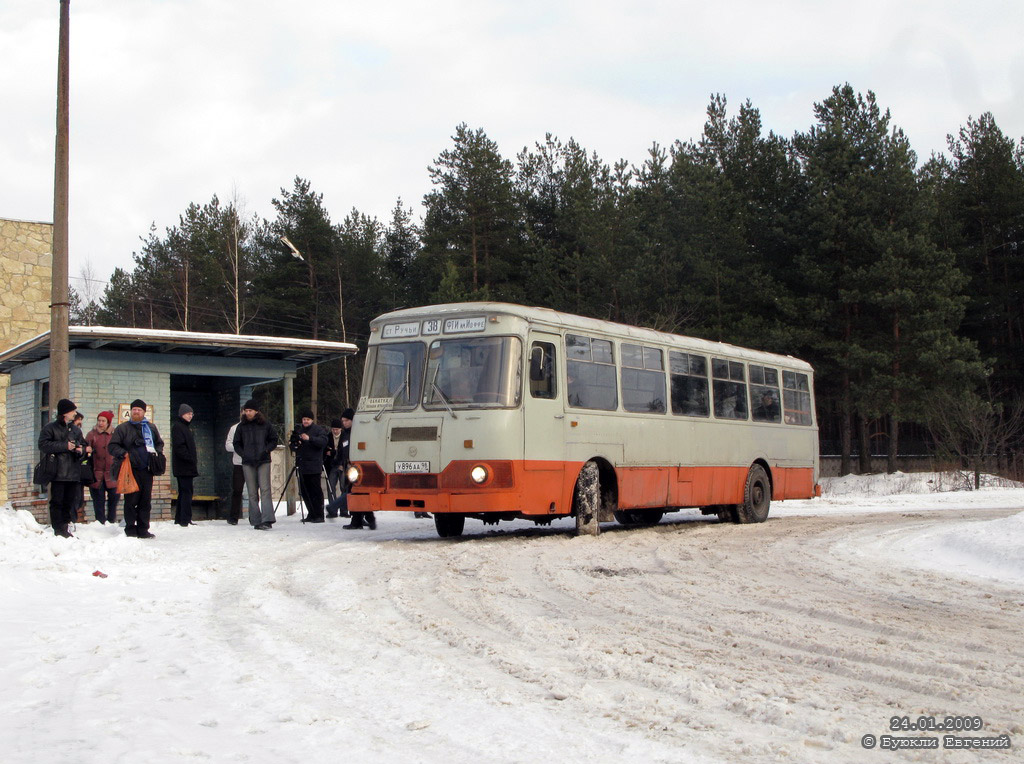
[928,390,1024,488]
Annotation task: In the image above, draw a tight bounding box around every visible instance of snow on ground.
[2,472,1023,764]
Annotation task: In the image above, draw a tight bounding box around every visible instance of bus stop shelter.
[0,326,358,524]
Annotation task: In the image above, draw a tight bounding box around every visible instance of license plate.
[394,461,430,473]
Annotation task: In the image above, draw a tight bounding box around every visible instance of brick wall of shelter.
[7,366,176,525]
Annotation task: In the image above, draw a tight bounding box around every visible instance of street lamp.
[280,235,303,261]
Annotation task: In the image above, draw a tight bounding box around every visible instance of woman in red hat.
[86,410,119,524]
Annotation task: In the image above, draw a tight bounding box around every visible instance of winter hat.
[98,410,114,423]
[330,418,343,428]
[130,398,147,410]
[56,399,76,417]
[178,403,194,416]
[341,408,355,420]
[243,398,259,411]
[299,408,314,420]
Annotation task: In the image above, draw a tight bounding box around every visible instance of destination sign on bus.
[443,316,486,334]
[382,322,420,339]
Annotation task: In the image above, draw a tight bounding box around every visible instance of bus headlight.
[346,465,362,484]
[470,464,490,484]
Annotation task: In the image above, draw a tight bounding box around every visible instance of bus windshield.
[424,336,522,409]
[362,342,425,410]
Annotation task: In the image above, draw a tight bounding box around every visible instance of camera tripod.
[275,462,334,522]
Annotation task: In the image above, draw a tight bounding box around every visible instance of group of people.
[38,398,168,538]
[223,399,371,530]
[38,396,368,537]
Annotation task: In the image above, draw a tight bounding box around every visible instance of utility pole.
[50,0,71,404]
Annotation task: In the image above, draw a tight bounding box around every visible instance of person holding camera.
[233,399,279,530]
[38,398,88,538]
[108,399,166,539]
[292,409,328,523]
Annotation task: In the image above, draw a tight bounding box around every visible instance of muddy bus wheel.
[736,465,771,524]
[434,513,466,538]
[573,461,601,536]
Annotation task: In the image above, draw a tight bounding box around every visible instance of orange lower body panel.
[349,461,816,515]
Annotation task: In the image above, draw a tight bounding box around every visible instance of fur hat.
[56,399,77,417]
[341,408,355,420]
[330,418,343,428]
[299,408,314,421]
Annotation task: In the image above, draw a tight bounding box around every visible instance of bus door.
[522,334,567,514]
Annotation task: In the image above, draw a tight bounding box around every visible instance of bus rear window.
[782,371,813,425]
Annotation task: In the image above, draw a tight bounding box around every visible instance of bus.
[346,302,819,538]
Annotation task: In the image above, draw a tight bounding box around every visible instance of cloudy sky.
[2,0,1021,300]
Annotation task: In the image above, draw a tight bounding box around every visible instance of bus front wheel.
[434,513,466,538]
[573,461,601,536]
[736,465,771,524]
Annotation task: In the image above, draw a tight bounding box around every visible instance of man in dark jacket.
[38,398,88,537]
[292,409,328,523]
[172,403,199,527]
[232,398,279,530]
[108,399,165,539]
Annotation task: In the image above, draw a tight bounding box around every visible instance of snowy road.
[3,502,1024,763]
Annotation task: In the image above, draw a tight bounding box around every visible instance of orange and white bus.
[347,302,819,538]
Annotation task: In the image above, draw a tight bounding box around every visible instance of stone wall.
[0,218,53,505]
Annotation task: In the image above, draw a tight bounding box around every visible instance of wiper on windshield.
[374,380,408,421]
[431,379,458,419]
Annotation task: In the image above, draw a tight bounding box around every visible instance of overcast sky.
[2,0,1022,301]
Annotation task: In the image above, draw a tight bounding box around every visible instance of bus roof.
[372,302,814,373]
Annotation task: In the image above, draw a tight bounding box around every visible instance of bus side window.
[529,342,556,399]
[712,358,748,420]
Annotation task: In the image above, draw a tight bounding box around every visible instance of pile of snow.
[822,469,1022,498]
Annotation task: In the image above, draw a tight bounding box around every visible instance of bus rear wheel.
[736,465,771,524]
[434,513,466,538]
[573,461,601,536]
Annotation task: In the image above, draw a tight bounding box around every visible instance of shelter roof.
[0,326,358,374]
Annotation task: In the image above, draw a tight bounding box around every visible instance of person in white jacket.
[225,412,244,525]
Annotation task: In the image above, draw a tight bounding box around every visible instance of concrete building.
[0,326,358,525]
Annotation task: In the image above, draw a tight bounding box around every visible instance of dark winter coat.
[108,419,165,476]
[86,426,116,489]
[171,416,199,478]
[38,418,88,483]
[232,414,278,466]
[293,422,328,475]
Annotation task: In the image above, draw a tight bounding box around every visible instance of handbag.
[116,458,140,494]
[80,458,94,484]
[149,451,167,476]
[33,453,58,486]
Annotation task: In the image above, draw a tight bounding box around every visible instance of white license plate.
[394,461,430,473]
